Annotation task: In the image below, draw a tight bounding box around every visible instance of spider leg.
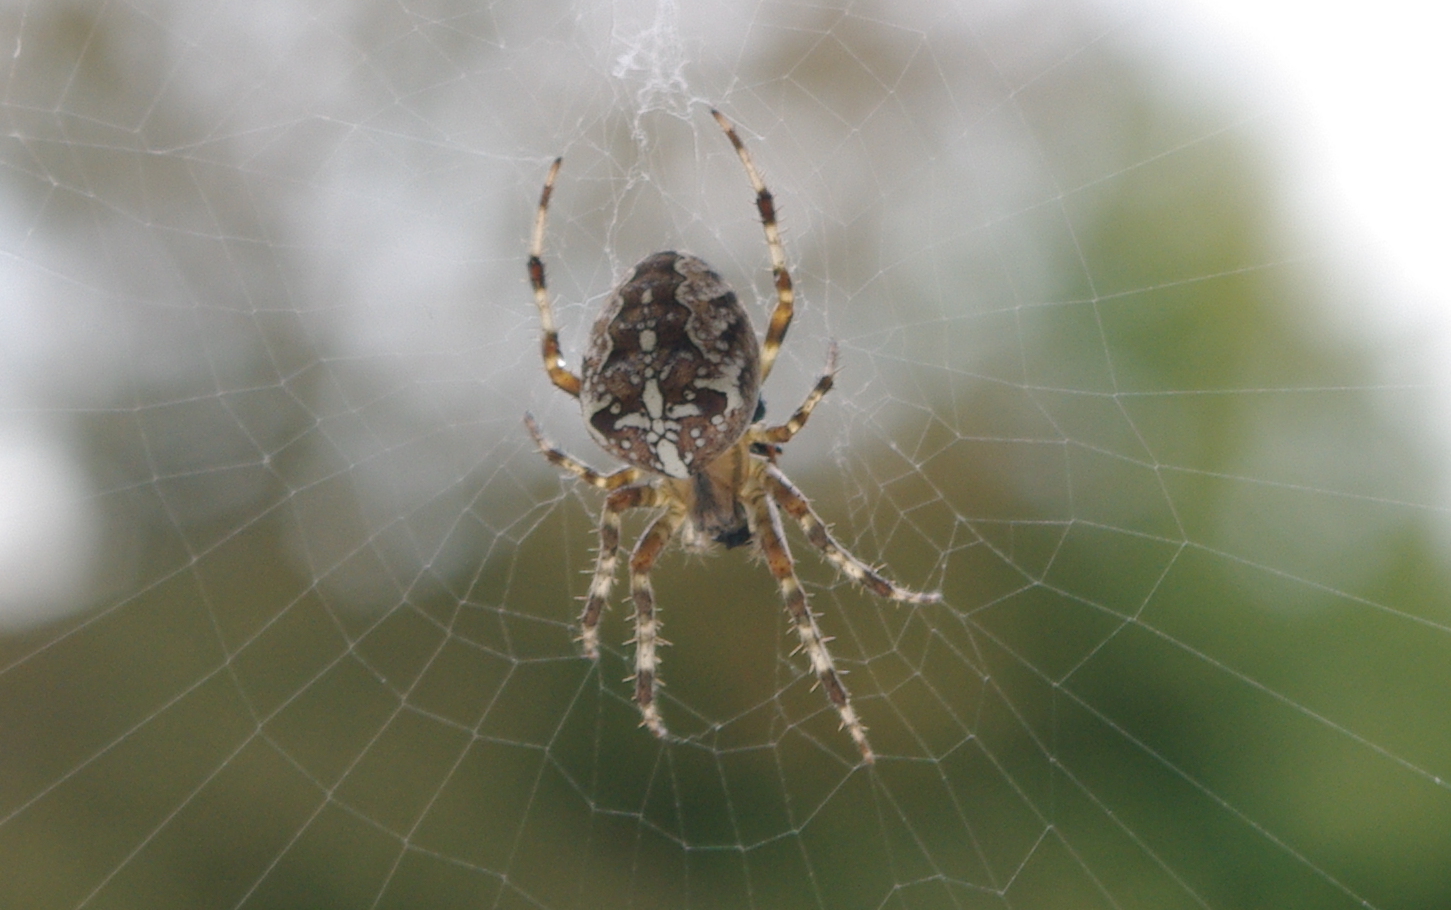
[754,343,838,446]
[528,157,583,397]
[525,413,641,491]
[711,109,793,383]
[629,507,684,739]
[750,488,875,763]
[765,464,941,605]
[576,484,658,660]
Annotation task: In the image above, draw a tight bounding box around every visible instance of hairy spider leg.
[576,484,657,660]
[750,487,875,763]
[711,109,794,383]
[629,508,684,738]
[753,343,838,446]
[528,158,582,397]
[524,414,646,657]
[766,465,942,606]
[524,414,641,490]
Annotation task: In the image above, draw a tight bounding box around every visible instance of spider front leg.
[750,489,875,763]
[765,465,941,606]
[712,109,794,382]
[528,157,582,397]
[629,508,684,738]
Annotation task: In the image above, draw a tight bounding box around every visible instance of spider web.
[2,1,1449,908]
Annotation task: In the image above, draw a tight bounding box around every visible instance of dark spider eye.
[752,397,767,424]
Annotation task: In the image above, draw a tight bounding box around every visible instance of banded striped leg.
[524,414,641,491]
[711,109,794,382]
[754,343,838,447]
[751,491,875,763]
[524,413,647,657]
[765,465,941,606]
[528,157,582,397]
[577,485,657,659]
[629,508,684,738]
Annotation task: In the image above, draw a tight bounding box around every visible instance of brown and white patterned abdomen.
[580,252,761,478]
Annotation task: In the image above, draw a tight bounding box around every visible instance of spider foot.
[638,704,668,738]
[840,709,876,764]
[522,410,543,441]
[902,588,944,605]
[633,669,668,738]
[577,627,601,660]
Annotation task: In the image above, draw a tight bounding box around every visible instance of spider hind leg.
[628,509,683,739]
[765,465,941,606]
[750,487,875,763]
[579,485,657,659]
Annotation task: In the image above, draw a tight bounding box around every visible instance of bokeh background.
[2,1,1448,908]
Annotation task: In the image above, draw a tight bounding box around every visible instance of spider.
[523,109,940,763]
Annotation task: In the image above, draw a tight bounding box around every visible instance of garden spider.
[524,109,940,763]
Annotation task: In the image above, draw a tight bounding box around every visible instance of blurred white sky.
[1171,0,1450,321]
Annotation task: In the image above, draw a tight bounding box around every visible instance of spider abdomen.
[580,251,761,478]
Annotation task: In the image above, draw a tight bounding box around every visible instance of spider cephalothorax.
[524,109,939,763]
